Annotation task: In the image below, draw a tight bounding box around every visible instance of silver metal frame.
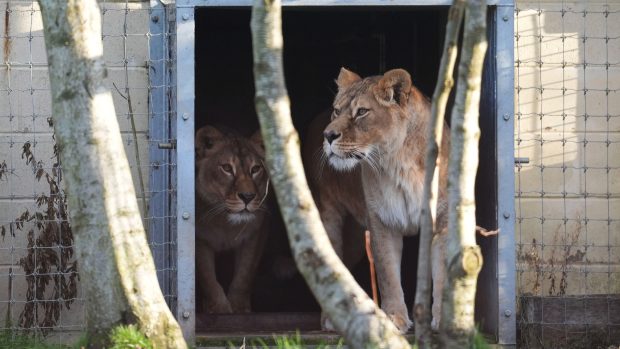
[494,3,516,346]
[172,1,516,346]
[149,0,174,311]
[175,6,197,344]
[175,0,510,7]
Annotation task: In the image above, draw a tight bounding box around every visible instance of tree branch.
[440,0,488,347]
[414,1,465,347]
[250,1,409,347]
[37,1,186,347]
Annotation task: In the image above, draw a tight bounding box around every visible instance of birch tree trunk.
[440,0,487,347]
[413,1,465,347]
[251,1,409,348]
[37,1,187,348]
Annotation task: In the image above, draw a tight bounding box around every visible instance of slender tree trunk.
[250,1,409,348]
[414,1,465,347]
[37,1,187,348]
[440,1,487,348]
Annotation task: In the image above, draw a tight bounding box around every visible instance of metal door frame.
[171,1,515,345]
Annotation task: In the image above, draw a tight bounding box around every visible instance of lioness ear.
[249,130,265,157]
[195,125,225,159]
[373,69,412,107]
[336,67,362,90]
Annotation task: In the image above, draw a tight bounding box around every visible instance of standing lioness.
[323,68,450,333]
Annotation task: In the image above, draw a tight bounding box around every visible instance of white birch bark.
[414,1,465,347]
[37,1,187,347]
[440,0,488,347]
[250,1,409,347]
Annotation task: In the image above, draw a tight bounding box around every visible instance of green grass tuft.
[472,330,491,349]
[109,324,153,349]
[224,332,345,349]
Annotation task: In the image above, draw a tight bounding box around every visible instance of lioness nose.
[323,130,341,144]
[238,192,256,204]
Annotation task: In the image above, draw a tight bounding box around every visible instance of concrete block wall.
[515,1,620,297]
[0,0,151,336]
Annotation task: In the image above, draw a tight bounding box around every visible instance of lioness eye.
[356,108,369,117]
[221,164,233,174]
[333,108,341,117]
[251,165,262,174]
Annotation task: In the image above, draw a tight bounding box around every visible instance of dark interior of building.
[194,6,498,336]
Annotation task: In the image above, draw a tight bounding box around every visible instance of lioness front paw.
[206,297,232,314]
[228,293,251,313]
[386,311,413,334]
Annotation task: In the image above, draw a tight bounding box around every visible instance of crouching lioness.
[195,126,269,313]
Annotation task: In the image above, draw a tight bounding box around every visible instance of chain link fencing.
[515,1,620,348]
[0,1,175,347]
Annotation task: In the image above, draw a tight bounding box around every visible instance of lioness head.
[195,126,268,224]
[323,68,415,171]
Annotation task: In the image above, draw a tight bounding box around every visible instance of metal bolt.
[502,15,509,22]
[182,13,190,21]
[503,113,511,121]
[151,15,159,23]
[182,212,190,220]
[503,211,510,219]
[182,113,189,120]
[182,311,190,319]
[504,309,512,317]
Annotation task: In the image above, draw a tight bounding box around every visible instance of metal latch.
[158,140,177,150]
[514,157,530,165]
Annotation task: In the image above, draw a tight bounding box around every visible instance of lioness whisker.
[312,147,324,163]
[317,150,329,181]
[203,204,227,221]
[257,207,272,216]
[367,148,382,174]
[205,203,226,215]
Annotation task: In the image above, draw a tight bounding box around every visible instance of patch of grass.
[224,330,488,349]
[0,324,153,349]
[225,332,344,349]
[472,330,491,349]
[109,324,153,349]
[0,331,70,349]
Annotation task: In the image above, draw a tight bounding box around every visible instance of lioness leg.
[319,200,346,259]
[228,227,268,313]
[369,214,411,333]
[196,240,232,313]
[318,201,346,331]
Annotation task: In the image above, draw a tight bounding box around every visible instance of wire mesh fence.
[515,1,620,348]
[0,1,175,347]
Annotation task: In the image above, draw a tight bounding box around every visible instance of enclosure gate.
[0,0,520,347]
[174,0,516,346]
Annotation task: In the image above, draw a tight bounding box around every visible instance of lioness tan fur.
[195,126,269,313]
[322,68,450,333]
[303,111,368,264]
